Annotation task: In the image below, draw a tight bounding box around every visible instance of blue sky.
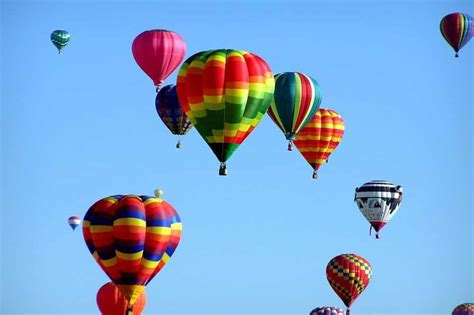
[1,0,473,314]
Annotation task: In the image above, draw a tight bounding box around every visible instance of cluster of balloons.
[131,30,345,178]
[56,10,472,314]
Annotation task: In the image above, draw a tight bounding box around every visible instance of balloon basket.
[219,163,227,176]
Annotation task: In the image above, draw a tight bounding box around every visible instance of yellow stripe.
[146,226,171,234]
[114,218,146,226]
[171,222,183,230]
[141,258,160,269]
[101,257,117,267]
[116,250,143,260]
[161,253,171,263]
[90,225,113,233]
[83,221,90,228]
[144,198,161,206]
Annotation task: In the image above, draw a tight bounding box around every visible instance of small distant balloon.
[310,306,345,315]
[452,303,474,315]
[440,13,474,57]
[68,215,81,230]
[51,30,70,54]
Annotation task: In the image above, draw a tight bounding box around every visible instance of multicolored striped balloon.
[293,109,344,179]
[354,180,403,239]
[453,303,474,315]
[440,13,474,57]
[68,215,81,231]
[83,191,182,305]
[50,30,70,54]
[310,306,345,315]
[97,282,146,315]
[177,49,275,175]
[267,72,321,151]
[155,84,193,148]
[132,30,186,89]
[326,254,372,315]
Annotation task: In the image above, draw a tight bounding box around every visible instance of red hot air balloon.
[132,30,186,90]
[326,254,372,315]
[440,13,474,57]
[83,190,182,312]
[97,282,146,315]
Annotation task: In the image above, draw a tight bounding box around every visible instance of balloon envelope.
[177,49,274,174]
[83,194,182,304]
[97,282,146,315]
[310,306,345,315]
[326,254,372,310]
[440,13,474,57]
[132,30,186,87]
[156,84,193,136]
[50,30,70,53]
[293,108,344,178]
[268,72,322,146]
[452,303,474,315]
[354,180,403,238]
[68,215,81,230]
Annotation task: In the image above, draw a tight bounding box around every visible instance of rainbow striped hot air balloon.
[267,72,322,151]
[440,13,474,57]
[83,190,182,310]
[50,30,70,54]
[293,109,344,179]
[177,49,274,175]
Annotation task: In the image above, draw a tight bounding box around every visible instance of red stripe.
[293,73,313,131]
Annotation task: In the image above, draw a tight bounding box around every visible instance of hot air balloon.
[453,303,474,315]
[293,108,344,179]
[326,254,372,315]
[83,190,182,313]
[177,49,275,175]
[97,282,146,315]
[132,30,186,90]
[50,30,70,54]
[354,180,403,239]
[440,13,474,57]
[68,215,81,230]
[155,84,193,148]
[310,306,345,315]
[267,72,322,151]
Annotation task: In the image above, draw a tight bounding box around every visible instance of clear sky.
[1,0,473,314]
